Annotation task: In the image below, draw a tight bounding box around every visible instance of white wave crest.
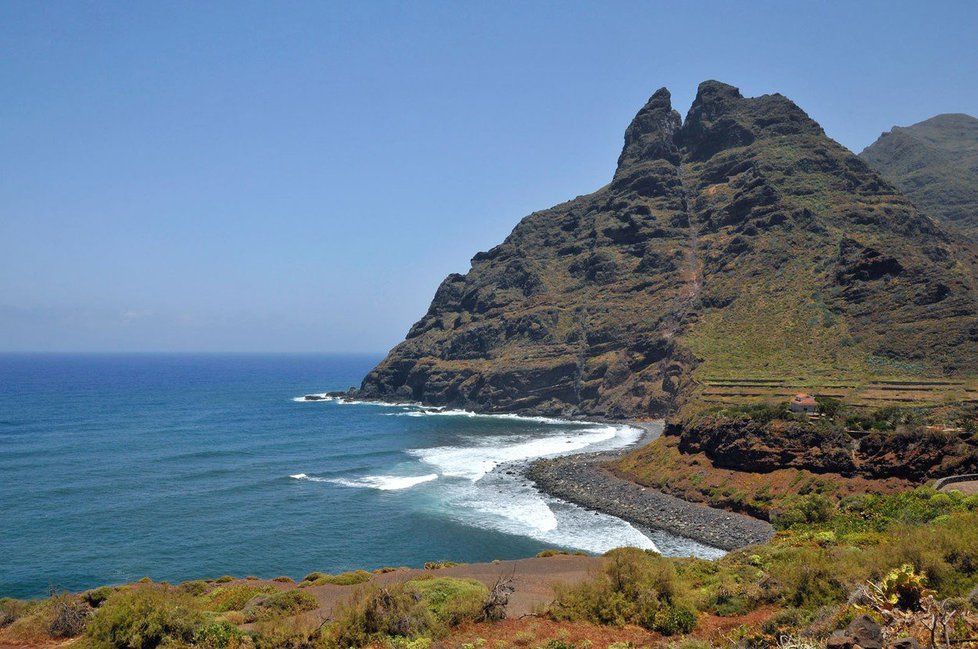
[427,471,656,553]
[409,424,641,481]
[329,473,439,490]
[292,472,438,490]
[391,408,577,425]
[292,394,442,408]
[290,473,328,481]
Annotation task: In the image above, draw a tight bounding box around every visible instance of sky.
[2,1,977,353]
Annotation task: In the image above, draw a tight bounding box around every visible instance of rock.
[355,81,978,418]
[847,615,883,649]
[826,630,855,649]
[889,639,920,649]
[524,425,774,550]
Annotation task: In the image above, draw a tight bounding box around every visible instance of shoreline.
[316,394,774,553]
[524,420,775,552]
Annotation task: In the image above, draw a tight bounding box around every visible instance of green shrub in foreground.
[549,547,695,632]
[327,577,487,647]
[203,583,277,612]
[86,587,206,648]
[301,570,372,587]
[407,577,488,626]
[244,589,319,621]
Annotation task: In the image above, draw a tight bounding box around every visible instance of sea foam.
[291,472,438,490]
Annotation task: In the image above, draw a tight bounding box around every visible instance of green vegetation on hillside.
[860,113,978,239]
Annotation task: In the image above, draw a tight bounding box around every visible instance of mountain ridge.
[860,112,978,239]
[358,81,978,417]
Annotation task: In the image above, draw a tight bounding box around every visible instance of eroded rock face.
[358,81,978,417]
[678,415,978,481]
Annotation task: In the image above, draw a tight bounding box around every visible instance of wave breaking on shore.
[289,396,723,557]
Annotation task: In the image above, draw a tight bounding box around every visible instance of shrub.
[550,547,687,630]
[407,578,487,626]
[86,587,206,648]
[250,615,321,649]
[320,570,372,586]
[652,603,698,635]
[203,583,277,612]
[329,584,436,647]
[214,575,235,583]
[423,561,459,570]
[179,580,210,597]
[876,564,933,611]
[193,620,243,648]
[765,547,849,609]
[48,593,89,638]
[0,598,29,627]
[774,493,836,529]
[300,570,372,587]
[245,589,319,621]
[273,576,295,583]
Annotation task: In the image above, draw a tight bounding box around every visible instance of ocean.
[0,353,721,599]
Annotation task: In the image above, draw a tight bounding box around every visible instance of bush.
[48,593,89,638]
[652,603,698,635]
[203,583,277,612]
[767,547,848,609]
[273,576,295,583]
[550,547,688,630]
[407,578,487,626]
[423,561,459,570]
[0,598,28,627]
[214,575,235,583]
[179,580,210,597]
[329,584,436,647]
[193,620,243,648]
[328,577,486,647]
[773,493,836,529]
[245,589,319,621]
[301,570,372,587]
[86,587,206,648]
[250,616,321,649]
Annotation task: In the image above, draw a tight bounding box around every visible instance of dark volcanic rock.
[359,82,978,417]
[525,424,774,550]
[678,414,978,482]
[678,417,856,474]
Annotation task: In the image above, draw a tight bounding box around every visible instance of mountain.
[860,113,978,239]
[358,81,978,418]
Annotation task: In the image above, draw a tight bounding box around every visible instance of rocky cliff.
[860,113,978,239]
[358,81,978,417]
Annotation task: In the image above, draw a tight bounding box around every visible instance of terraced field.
[697,376,978,408]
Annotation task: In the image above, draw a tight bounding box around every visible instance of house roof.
[791,393,817,406]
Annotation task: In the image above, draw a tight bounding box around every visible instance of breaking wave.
[291,472,438,490]
[290,396,721,558]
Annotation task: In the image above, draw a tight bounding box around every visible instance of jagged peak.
[681,80,824,161]
[614,87,682,176]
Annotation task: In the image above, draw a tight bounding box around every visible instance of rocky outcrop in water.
[358,82,978,417]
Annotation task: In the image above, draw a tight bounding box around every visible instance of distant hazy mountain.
[860,113,978,239]
[357,82,978,418]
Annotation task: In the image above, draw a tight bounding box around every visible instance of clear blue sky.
[2,1,976,352]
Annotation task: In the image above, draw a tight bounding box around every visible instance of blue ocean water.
[0,353,719,599]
